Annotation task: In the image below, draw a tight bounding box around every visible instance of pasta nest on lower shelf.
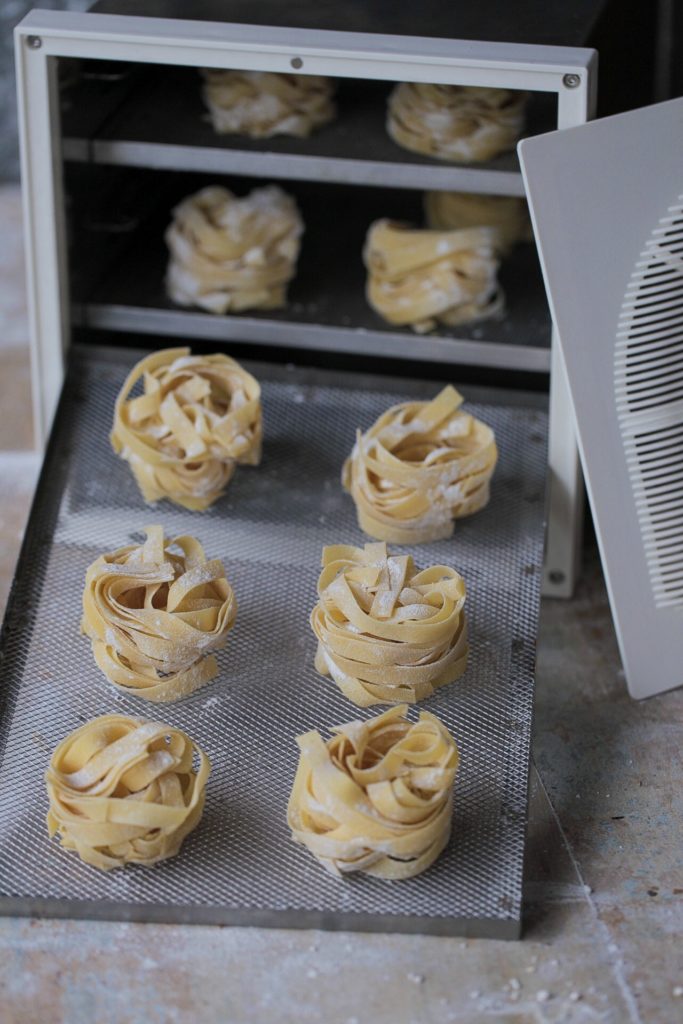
[311,542,468,706]
[111,346,261,510]
[82,525,237,703]
[46,715,210,871]
[424,191,532,256]
[363,219,503,333]
[288,704,459,879]
[201,69,336,138]
[343,385,498,544]
[165,184,303,314]
[387,82,527,163]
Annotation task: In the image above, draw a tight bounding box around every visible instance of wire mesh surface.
[0,345,547,937]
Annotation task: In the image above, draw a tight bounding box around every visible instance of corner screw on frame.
[26,35,42,49]
[562,73,581,89]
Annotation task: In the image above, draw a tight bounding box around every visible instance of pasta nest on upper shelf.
[46,714,210,871]
[288,704,459,879]
[311,541,468,707]
[387,82,527,163]
[165,184,303,315]
[82,525,237,703]
[343,385,498,544]
[424,191,532,256]
[363,219,503,333]
[201,69,336,138]
[111,346,261,510]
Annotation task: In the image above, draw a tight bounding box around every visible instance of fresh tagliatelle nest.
[166,184,303,314]
[387,82,527,163]
[424,191,532,256]
[343,385,498,544]
[288,704,459,879]
[363,219,503,333]
[201,69,336,138]
[311,542,468,706]
[82,526,237,702]
[111,347,261,510]
[46,715,210,870]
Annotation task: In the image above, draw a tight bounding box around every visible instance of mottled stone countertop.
[0,185,680,1024]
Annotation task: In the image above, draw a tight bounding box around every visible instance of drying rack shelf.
[61,67,555,195]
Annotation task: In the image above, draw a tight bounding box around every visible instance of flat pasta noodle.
[201,69,336,138]
[165,184,303,315]
[387,83,527,163]
[288,704,459,879]
[46,714,210,871]
[424,191,532,255]
[343,385,498,543]
[363,219,503,333]
[111,346,261,510]
[82,525,237,702]
[311,541,468,707]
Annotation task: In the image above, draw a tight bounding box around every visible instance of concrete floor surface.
[0,185,680,1024]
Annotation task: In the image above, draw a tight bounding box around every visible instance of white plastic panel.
[519,97,683,699]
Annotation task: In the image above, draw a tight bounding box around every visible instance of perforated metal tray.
[0,345,546,938]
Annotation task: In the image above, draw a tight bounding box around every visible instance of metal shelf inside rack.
[60,67,556,195]
[71,179,551,372]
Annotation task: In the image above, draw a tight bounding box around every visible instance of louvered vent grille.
[616,196,683,608]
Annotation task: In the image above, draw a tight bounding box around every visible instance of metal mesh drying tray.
[0,344,547,939]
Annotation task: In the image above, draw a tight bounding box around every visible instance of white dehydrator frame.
[14,9,597,597]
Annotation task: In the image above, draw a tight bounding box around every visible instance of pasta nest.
[165,184,303,314]
[288,704,459,879]
[201,69,336,138]
[82,525,237,703]
[387,82,527,163]
[343,385,498,544]
[424,191,532,255]
[311,541,468,706]
[111,346,262,510]
[46,714,210,871]
[364,219,503,333]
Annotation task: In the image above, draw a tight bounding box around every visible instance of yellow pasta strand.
[288,704,459,879]
[111,346,261,510]
[311,542,468,706]
[424,191,532,255]
[82,525,237,703]
[46,714,210,871]
[387,83,527,163]
[343,385,498,543]
[201,69,336,138]
[363,219,503,333]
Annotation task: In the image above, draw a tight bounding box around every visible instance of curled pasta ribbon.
[343,385,498,544]
[387,83,527,163]
[166,185,303,314]
[82,525,237,703]
[46,715,210,871]
[288,704,459,879]
[311,541,468,707]
[425,191,532,256]
[111,346,261,510]
[201,69,336,138]
[364,219,503,333]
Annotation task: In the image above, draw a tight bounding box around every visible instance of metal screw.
[548,570,566,584]
[290,57,303,69]
[27,35,42,49]
[563,73,580,89]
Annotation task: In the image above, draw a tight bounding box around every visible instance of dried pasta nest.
[201,69,336,138]
[425,191,532,255]
[343,384,498,544]
[364,218,503,333]
[311,541,468,706]
[82,525,237,702]
[387,82,527,163]
[46,714,210,870]
[111,346,261,510]
[288,704,459,879]
[165,184,303,314]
